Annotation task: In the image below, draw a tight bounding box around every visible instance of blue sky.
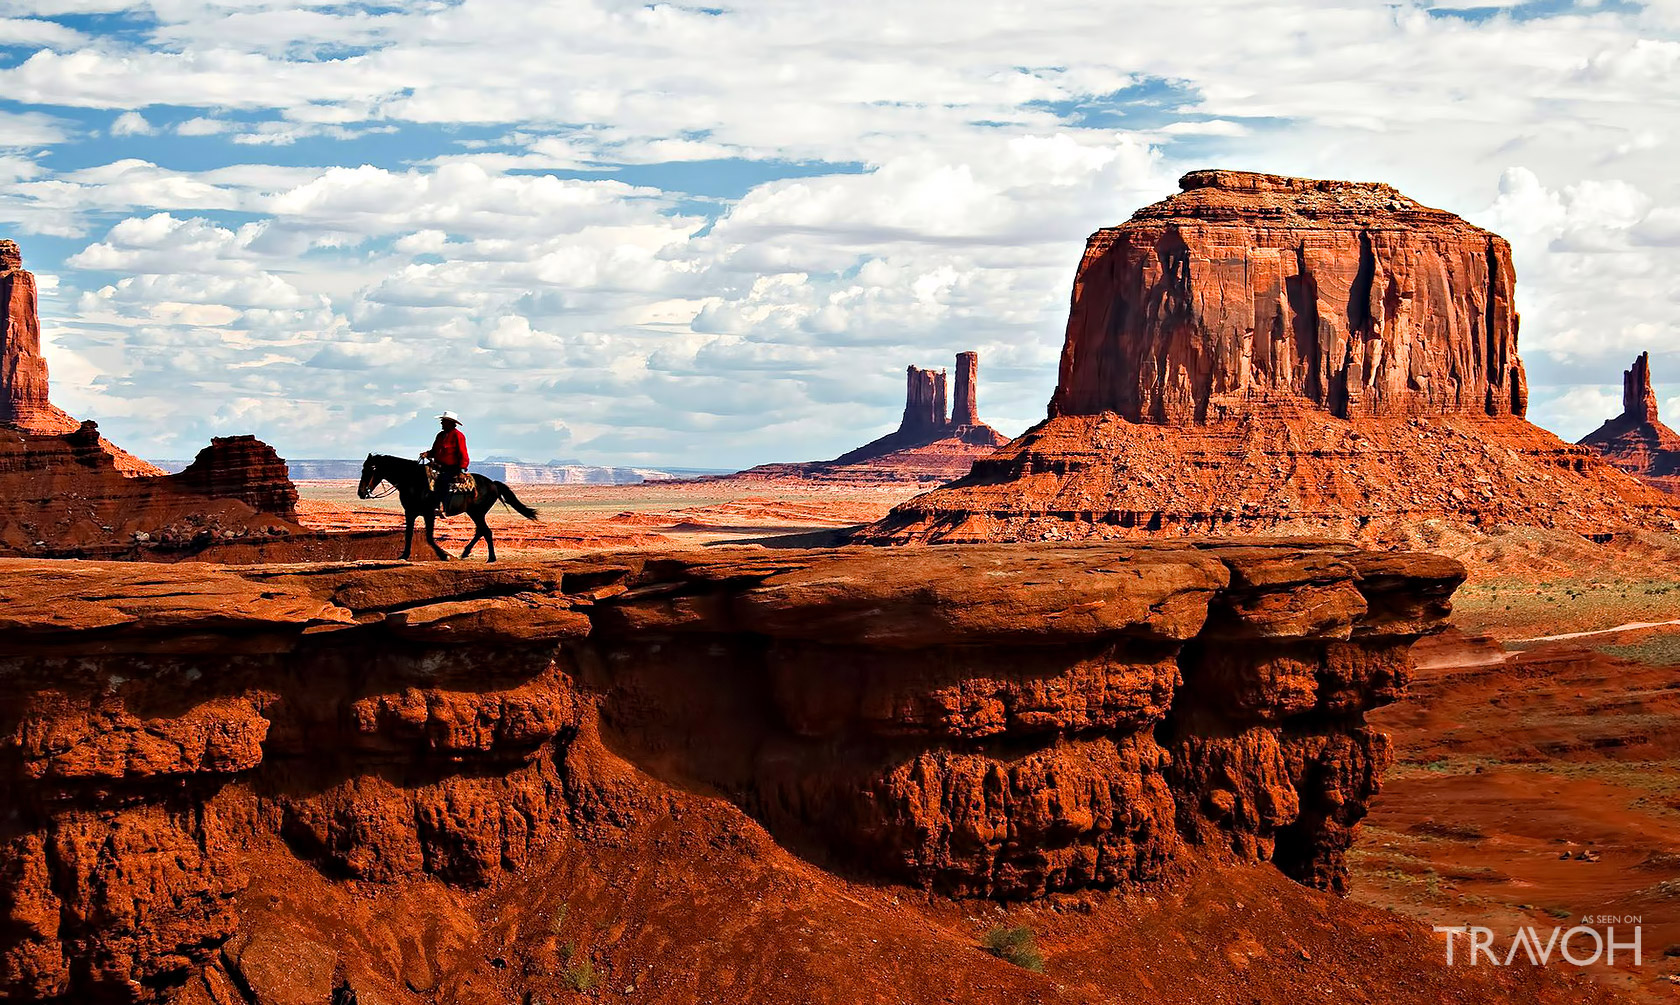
[0,0,1675,466]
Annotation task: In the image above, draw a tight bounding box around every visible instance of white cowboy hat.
[437,411,462,425]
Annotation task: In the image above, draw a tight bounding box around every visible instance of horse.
[357,454,539,562]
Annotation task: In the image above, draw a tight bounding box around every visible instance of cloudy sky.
[1,0,1676,466]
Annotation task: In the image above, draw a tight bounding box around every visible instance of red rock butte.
[859,170,1680,545]
[1051,169,1526,423]
[1579,351,1680,495]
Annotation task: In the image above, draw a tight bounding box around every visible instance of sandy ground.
[1355,624,1680,1003]
[293,478,913,558]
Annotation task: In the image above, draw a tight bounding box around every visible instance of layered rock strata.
[0,541,1461,1001]
[169,435,300,521]
[859,172,1680,543]
[1579,352,1680,495]
[0,421,302,558]
[0,239,307,553]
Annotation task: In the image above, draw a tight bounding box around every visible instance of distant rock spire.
[1624,351,1659,421]
[951,351,980,427]
[0,239,76,433]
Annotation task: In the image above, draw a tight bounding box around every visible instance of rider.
[420,411,469,510]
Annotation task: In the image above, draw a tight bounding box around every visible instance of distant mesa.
[858,170,1680,545]
[718,350,1008,485]
[1579,352,1680,495]
[0,239,307,558]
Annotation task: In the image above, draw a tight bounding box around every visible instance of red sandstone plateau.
[718,351,1008,485]
[1579,352,1680,495]
[861,171,1680,545]
[0,542,1616,1004]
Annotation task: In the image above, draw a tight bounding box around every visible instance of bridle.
[358,457,400,500]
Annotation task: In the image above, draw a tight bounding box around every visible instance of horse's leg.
[482,512,497,563]
[461,514,483,559]
[400,511,415,560]
[424,512,449,559]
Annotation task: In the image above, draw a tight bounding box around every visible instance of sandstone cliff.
[1050,170,1527,423]
[0,239,313,555]
[859,171,1680,545]
[1579,352,1680,495]
[0,543,1481,1003]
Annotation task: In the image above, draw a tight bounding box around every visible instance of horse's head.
[357,454,379,499]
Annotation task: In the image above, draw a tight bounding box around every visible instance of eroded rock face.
[1579,352,1680,495]
[857,172,1680,544]
[1050,170,1527,423]
[0,241,76,436]
[0,542,1461,1000]
[0,421,302,558]
[171,435,300,521]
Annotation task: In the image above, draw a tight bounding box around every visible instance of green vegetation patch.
[980,924,1045,972]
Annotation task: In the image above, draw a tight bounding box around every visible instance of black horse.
[357,454,539,562]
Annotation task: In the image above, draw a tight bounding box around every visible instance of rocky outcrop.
[0,239,310,553]
[858,171,1680,544]
[1579,352,1680,494]
[1050,170,1527,423]
[170,435,300,521]
[832,351,1009,465]
[0,241,75,436]
[0,421,302,558]
[0,542,1460,1001]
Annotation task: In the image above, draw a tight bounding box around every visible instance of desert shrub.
[557,941,596,991]
[563,956,596,992]
[980,925,1044,972]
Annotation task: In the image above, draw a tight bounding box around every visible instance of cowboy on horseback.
[358,410,539,561]
[420,411,469,513]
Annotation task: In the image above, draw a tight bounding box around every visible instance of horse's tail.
[495,482,539,520]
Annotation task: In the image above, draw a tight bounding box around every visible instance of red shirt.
[432,427,469,468]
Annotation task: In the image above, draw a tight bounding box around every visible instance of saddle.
[425,465,476,511]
